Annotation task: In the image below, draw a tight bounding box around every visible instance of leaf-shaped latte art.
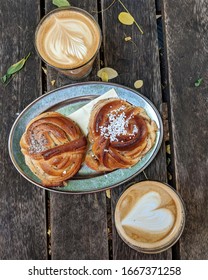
[44,17,92,66]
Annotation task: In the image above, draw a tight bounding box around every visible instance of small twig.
[17,25,23,31]
[92,0,117,13]
[124,33,139,52]
[143,170,149,180]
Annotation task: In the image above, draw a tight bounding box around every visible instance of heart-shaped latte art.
[121,191,174,234]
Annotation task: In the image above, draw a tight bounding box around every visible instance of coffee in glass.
[115,181,185,253]
[35,7,101,79]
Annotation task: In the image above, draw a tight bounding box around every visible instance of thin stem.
[134,20,144,35]
[93,0,117,13]
[143,170,149,180]
[124,33,139,52]
[25,52,31,61]
[118,0,130,13]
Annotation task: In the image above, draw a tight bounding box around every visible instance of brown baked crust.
[20,112,87,187]
[85,98,158,172]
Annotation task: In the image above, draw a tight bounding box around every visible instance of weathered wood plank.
[0,0,47,259]
[44,0,109,259]
[101,0,170,259]
[50,192,108,259]
[162,0,208,259]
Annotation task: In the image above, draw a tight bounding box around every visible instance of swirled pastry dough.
[20,112,87,187]
[85,98,158,171]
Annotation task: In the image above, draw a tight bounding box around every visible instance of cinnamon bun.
[85,98,158,171]
[20,112,87,187]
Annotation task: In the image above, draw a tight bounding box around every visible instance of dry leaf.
[125,36,132,41]
[97,67,118,82]
[51,80,56,86]
[134,80,143,89]
[118,12,134,25]
[101,72,109,82]
[106,189,111,199]
[168,172,172,181]
[118,0,143,34]
[166,144,171,154]
[42,67,47,75]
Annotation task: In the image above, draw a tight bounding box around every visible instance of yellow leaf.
[106,189,111,199]
[168,172,172,180]
[125,36,132,41]
[101,71,109,82]
[51,80,56,86]
[134,80,143,89]
[97,67,118,81]
[118,12,134,25]
[166,144,171,154]
[42,67,47,75]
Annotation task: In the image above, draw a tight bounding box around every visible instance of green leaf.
[52,0,71,7]
[1,73,11,84]
[7,58,26,75]
[194,78,203,87]
[7,53,31,75]
[1,74,8,83]
[1,53,31,84]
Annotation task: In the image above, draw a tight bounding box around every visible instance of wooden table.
[0,0,207,260]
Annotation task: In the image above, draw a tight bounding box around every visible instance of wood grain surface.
[1,0,206,261]
[44,0,108,260]
[0,0,47,259]
[101,0,170,259]
[162,0,208,259]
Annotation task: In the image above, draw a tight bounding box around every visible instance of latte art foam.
[35,9,101,69]
[115,181,185,253]
[121,191,175,236]
[45,17,91,66]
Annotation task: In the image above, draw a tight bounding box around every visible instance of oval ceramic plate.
[9,82,163,194]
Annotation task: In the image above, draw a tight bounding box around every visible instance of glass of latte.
[35,7,101,80]
[115,181,185,254]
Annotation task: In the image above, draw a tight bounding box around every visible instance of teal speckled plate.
[8,82,163,194]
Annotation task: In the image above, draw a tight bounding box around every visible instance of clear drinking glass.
[115,180,185,254]
[35,7,102,80]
